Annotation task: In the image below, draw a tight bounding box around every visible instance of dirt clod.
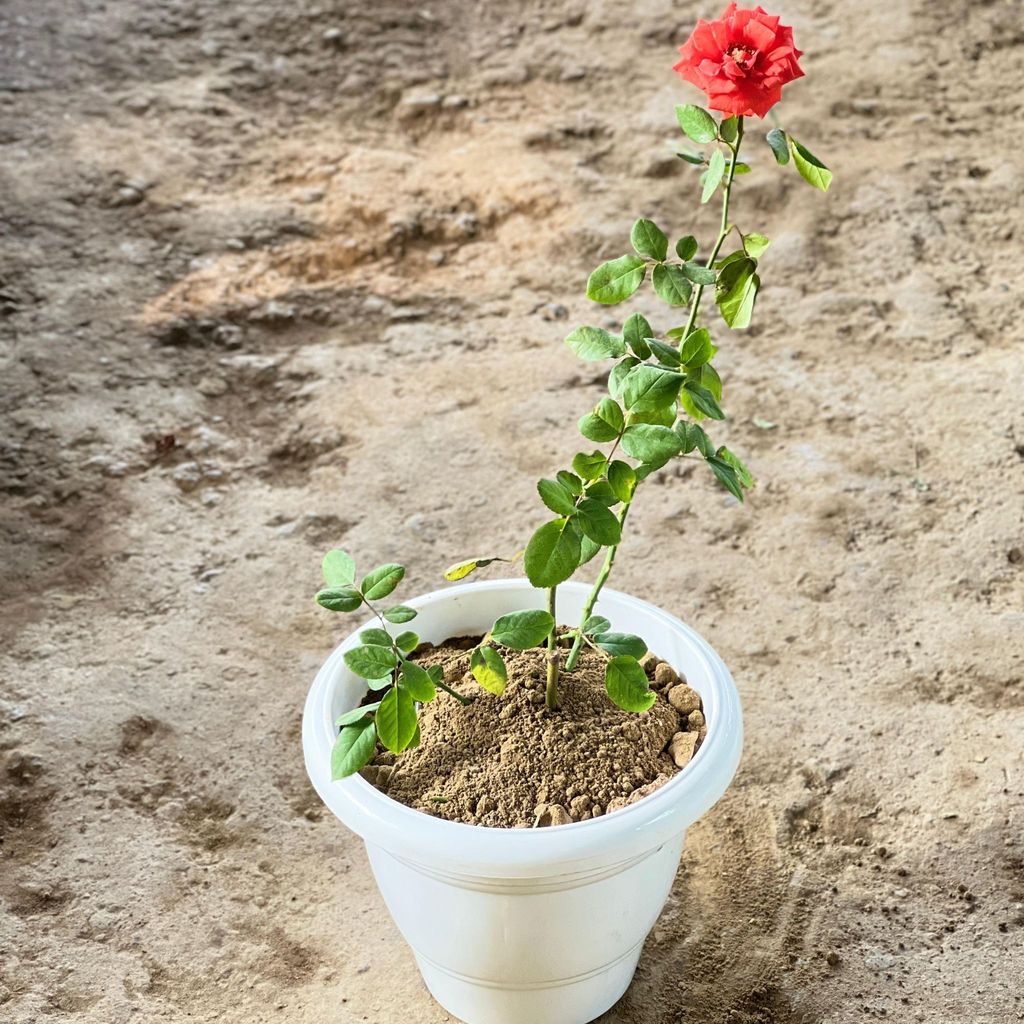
[654,662,681,688]
[534,803,573,827]
[669,731,699,768]
[668,683,702,715]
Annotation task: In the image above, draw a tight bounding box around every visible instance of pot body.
[302,580,742,1024]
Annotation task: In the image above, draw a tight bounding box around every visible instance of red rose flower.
[673,4,804,118]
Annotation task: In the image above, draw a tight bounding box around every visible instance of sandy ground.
[1,0,1023,1021]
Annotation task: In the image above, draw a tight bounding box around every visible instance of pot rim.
[302,578,742,876]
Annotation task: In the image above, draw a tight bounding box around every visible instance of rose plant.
[314,4,831,782]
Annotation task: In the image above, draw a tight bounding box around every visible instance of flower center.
[727,45,756,68]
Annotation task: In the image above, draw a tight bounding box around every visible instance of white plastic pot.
[303,579,742,1024]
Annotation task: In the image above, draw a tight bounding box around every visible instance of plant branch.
[678,117,744,351]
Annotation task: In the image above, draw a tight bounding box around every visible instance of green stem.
[432,671,474,706]
[545,585,560,710]
[679,117,744,350]
[564,498,633,672]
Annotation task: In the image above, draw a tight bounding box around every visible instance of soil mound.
[364,637,705,828]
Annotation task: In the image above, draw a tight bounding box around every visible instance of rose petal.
[672,4,804,119]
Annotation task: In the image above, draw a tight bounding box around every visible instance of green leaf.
[470,646,508,695]
[593,478,625,507]
[322,549,356,586]
[524,519,582,588]
[376,684,418,753]
[399,659,436,701]
[766,128,789,165]
[594,632,648,659]
[605,655,657,713]
[675,235,698,261]
[565,325,626,361]
[717,446,755,489]
[742,232,770,259]
[715,249,749,272]
[733,162,752,174]
[692,362,722,401]
[628,404,677,427]
[335,701,382,727]
[719,115,739,144]
[679,328,715,368]
[607,460,636,503]
[701,148,726,204]
[579,534,602,566]
[715,257,759,329]
[537,477,578,516]
[315,586,362,612]
[622,313,654,360]
[395,631,420,654]
[576,498,622,546]
[680,261,717,286]
[643,338,680,368]
[707,455,745,501]
[331,717,378,779]
[583,615,611,635]
[344,644,399,679]
[366,676,393,691]
[677,378,710,423]
[597,397,625,432]
[675,104,718,144]
[586,480,619,506]
[359,628,392,647]
[579,398,624,443]
[383,604,417,623]
[572,450,607,481]
[490,609,555,650]
[790,139,832,191]
[630,218,668,262]
[620,424,683,466]
[682,380,725,420]
[361,563,405,601]
[621,365,684,415]
[586,255,646,305]
[608,357,639,399]
[652,264,692,307]
[556,470,583,496]
[676,150,705,165]
[676,421,713,457]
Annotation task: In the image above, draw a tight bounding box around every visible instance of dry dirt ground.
[1,0,1023,1021]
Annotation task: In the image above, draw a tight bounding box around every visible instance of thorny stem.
[564,122,745,673]
[545,585,560,710]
